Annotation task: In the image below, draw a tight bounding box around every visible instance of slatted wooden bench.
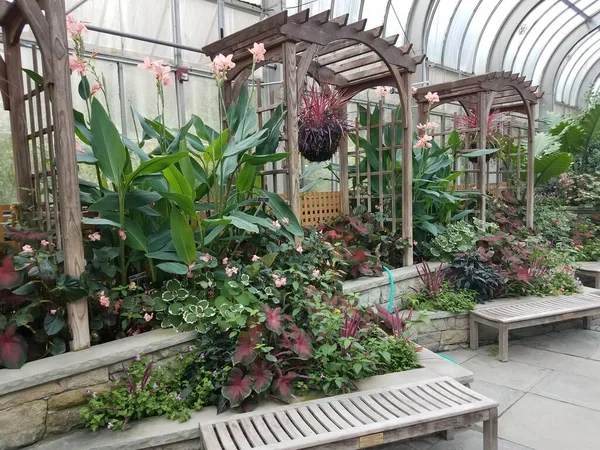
[575,262,600,289]
[470,292,600,362]
[199,377,499,450]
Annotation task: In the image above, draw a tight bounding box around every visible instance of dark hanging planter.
[298,83,349,163]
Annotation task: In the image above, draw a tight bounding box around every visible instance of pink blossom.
[412,87,417,94]
[415,134,433,149]
[119,229,127,241]
[225,266,239,278]
[66,14,88,38]
[296,245,303,254]
[114,299,122,311]
[375,86,390,96]
[413,240,418,246]
[99,291,110,308]
[187,262,196,279]
[210,54,235,80]
[312,269,320,277]
[417,123,427,130]
[143,312,153,322]
[162,75,173,86]
[272,220,281,230]
[91,83,101,96]
[249,42,266,63]
[138,57,173,86]
[22,244,33,253]
[222,257,229,265]
[282,217,290,225]
[88,231,101,241]
[424,91,440,104]
[251,255,261,262]
[69,57,87,75]
[375,204,381,211]
[137,57,155,70]
[75,142,85,153]
[200,254,213,262]
[49,309,57,315]
[273,274,287,288]
[41,239,50,247]
[426,122,439,129]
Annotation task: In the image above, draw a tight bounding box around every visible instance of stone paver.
[499,393,600,450]
[469,380,525,416]
[437,348,477,364]
[508,344,600,380]
[530,370,600,411]
[461,354,551,391]
[516,329,600,358]
[428,430,533,450]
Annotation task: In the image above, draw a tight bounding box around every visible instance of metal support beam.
[172,0,186,126]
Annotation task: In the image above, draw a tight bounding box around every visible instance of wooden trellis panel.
[301,191,341,227]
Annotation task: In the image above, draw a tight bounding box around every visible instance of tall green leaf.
[259,190,303,237]
[126,152,188,186]
[170,208,196,265]
[163,166,193,198]
[532,152,573,187]
[123,217,148,252]
[91,98,127,184]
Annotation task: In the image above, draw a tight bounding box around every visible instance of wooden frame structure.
[0,0,89,350]
[203,9,424,265]
[414,72,543,227]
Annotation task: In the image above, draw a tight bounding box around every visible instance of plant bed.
[25,349,472,450]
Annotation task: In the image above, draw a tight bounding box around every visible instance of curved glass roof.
[58,0,600,110]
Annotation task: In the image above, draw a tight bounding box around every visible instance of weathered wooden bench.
[575,262,600,288]
[470,293,600,362]
[199,377,498,450]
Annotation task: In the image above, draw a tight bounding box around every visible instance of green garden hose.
[383,266,395,313]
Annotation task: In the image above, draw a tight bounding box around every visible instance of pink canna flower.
[248,42,266,63]
[426,122,439,129]
[417,123,427,130]
[415,134,433,149]
[66,14,89,38]
[424,91,440,104]
[210,54,235,80]
[91,83,101,96]
[69,57,87,75]
[137,57,155,71]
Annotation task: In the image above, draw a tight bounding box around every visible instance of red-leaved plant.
[376,305,414,342]
[298,83,349,162]
[415,261,445,298]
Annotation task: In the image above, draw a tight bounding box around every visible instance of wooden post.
[339,107,350,215]
[3,38,32,205]
[525,102,535,228]
[282,41,301,221]
[47,0,90,350]
[477,92,488,221]
[401,73,413,266]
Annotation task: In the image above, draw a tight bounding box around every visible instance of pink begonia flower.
[99,291,110,308]
[22,245,33,253]
[144,312,153,322]
[114,299,122,311]
[249,42,266,63]
[375,86,390,96]
[50,309,57,315]
[415,134,433,149]
[200,254,213,262]
[272,220,281,230]
[66,14,89,38]
[187,262,197,279]
[251,255,261,262]
[312,269,320,277]
[69,57,87,75]
[225,266,239,278]
[41,239,50,247]
[119,229,127,241]
[91,83,101,96]
[296,245,303,254]
[210,54,235,80]
[426,122,439,129]
[88,231,101,241]
[424,91,440,104]
[222,257,229,265]
[273,274,287,288]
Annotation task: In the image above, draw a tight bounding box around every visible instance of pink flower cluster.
[225,266,239,278]
[88,231,101,241]
[375,86,391,97]
[424,91,440,104]
[273,273,287,288]
[248,42,266,63]
[200,254,213,262]
[98,290,110,308]
[251,255,261,262]
[22,244,34,253]
[69,57,87,75]
[415,134,433,149]
[210,54,235,81]
[137,57,173,86]
[66,14,89,39]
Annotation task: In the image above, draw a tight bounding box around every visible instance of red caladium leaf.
[4,226,47,243]
[0,290,30,305]
[0,256,23,290]
[249,358,273,394]
[221,367,253,407]
[263,305,283,334]
[272,371,298,399]
[232,331,260,365]
[291,329,313,359]
[0,322,28,369]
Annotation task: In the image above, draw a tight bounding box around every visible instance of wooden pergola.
[414,72,543,228]
[0,0,89,349]
[203,9,424,265]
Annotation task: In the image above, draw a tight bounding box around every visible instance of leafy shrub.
[81,349,215,431]
[534,200,576,244]
[445,251,505,303]
[427,219,498,261]
[406,281,477,313]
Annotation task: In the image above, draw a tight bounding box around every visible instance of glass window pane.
[360,0,386,30]
[386,0,415,44]
[426,0,460,64]
[567,40,600,105]
[556,31,600,104]
[460,0,501,73]
[333,0,361,23]
[444,0,480,70]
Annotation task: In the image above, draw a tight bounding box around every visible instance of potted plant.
[455,109,505,162]
[298,83,349,162]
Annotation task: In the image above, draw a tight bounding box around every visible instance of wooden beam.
[296,25,385,55]
[344,64,389,82]
[297,44,319,85]
[47,0,90,351]
[329,52,381,74]
[202,10,288,57]
[316,35,397,66]
[0,0,10,22]
[14,0,54,81]
[339,105,349,215]
[400,71,413,266]
[0,54,9,110]
[525,101,535,228]
[282,41,301,222]
[478,92,488,221]
[307,61,349,85]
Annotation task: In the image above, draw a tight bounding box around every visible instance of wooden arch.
[0,0,89,350]
[414,71,543,228]
[203,9,424,265]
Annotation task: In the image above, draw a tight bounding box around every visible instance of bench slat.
[200,377,498,450]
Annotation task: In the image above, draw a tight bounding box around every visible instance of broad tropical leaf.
[0,323,28,369]
[0,256,24,290]
[271,371,297,399]
[259,190,303,237]
[532,152,573,186]
[91,98,127,184]
[170,208,196,265]
[232,331,259,365]
[222,367,253,407]
[249,359,273,394]
[263,305,283,334]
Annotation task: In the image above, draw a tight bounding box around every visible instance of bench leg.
[595,274,600,289]
[483,408,499,450]
[440,429,456,440]
[498,325,509,362]
[583,316,592,330]
[470,316,479,350]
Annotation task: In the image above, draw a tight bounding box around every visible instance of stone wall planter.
[27,348,473,450]
[0,329,198,449]
[342,262,444,308]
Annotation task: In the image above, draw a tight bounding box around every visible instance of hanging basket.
[298,122,344,162]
